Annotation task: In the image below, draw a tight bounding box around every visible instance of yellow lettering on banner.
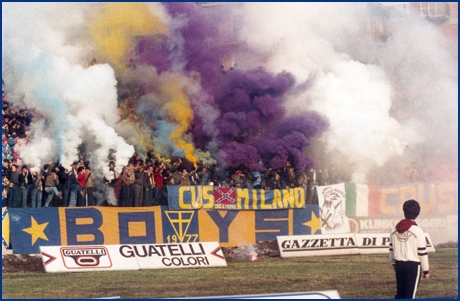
[202,186,215,209]
[260,190,271,209]
[419,183,435,212]
[273,190,283,209]
[294,187,305,207]
[380,188,398,214]
[59,208,68,246]
[283,189,295,208]
[75,217,94,225]
[191,187,202,209]
[59,207,165,246]
[252,189,258,210]
[76,234,96,242]
[128,221,146,237]
[198,210,255,248]
[437,182,456,212]
[179,186,192,209]
[237,188,249,210]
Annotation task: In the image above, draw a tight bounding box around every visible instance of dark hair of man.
[403,199,420,220]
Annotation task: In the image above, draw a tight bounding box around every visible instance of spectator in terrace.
[285,164,297,188]
[153,161,165,201]
[58,166,69,207]
[251,169,262,189]
[231,169,244,188]
[118,167,133,207]
[41,163,49,204]
[171,168,181,185]
[77,166,87,206]
[8,164,21,208]
[18,165,33,208]
[296,170,308,187]
[30,169,43,208]
[190,168,200,185]
[197,167,211,185]
[132,163,145,207]
[126,160,135,202]
[3,159,11,178]
[163,169,175,187]
[1,124,9,138]
[144,165,155,206]
[2,172,10,207]
[2,122,9,137]
[278,164,289,189]
[317,168,329,186]
[84,163,95,206]
[2,139,13,160]
[242,168,253,189]
[44,169,61,207]
[67,163,80,207]
[104,161,117,189]
[306,167,317,204]
[179,168,194,186]
[306,167,317,186]
[264,168,279,190]
[7,132,16,148]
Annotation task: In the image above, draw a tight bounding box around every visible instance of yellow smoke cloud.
[88,2,168,72]
[159,73,198,165]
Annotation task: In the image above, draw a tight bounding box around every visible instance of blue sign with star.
[9,208,61,254]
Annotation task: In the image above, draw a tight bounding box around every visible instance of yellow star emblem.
[22,216,49,245]
[303,210,321,234]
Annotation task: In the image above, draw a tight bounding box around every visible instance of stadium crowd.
[1,75,341,209]
[1,78,439,209]
[2,151,336,208]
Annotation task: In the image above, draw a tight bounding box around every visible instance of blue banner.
[7,205,322,254]
[167,186,306,210]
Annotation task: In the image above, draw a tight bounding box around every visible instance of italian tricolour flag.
[345,183,381,217]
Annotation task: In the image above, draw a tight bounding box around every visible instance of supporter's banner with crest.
[167,185,306,210]
[316,184,350,234]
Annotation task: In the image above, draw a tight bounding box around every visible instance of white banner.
[277,233,359,257]
[316,184,350,234]
[277,233,435,257]
[40,242,226,273]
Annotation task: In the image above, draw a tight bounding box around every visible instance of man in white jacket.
[389,199,430,299]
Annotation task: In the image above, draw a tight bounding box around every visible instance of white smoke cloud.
[2,3,134,177]
[233,2,457,183]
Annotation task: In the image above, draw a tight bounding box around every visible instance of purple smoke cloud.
[133,3,329,171]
